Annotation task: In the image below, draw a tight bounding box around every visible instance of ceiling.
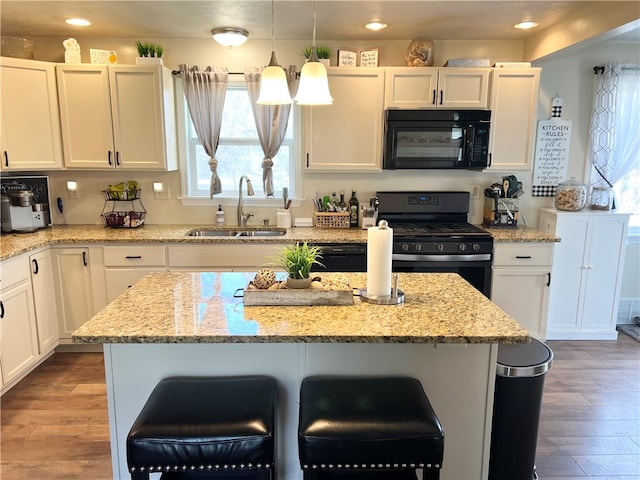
[2,1,636,42]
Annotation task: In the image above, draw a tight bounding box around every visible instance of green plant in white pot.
[135,41,164,65]
[269,242,324,288]
[302,45,331,67]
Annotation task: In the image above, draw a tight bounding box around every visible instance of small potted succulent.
[269,242,324,288]
[135,41,164,65]
[302,45,331,67]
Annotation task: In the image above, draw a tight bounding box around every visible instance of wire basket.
[101,211,146,228]
[102,188,142,201]
[313,212,350,229]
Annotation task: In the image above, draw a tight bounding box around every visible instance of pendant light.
[257,0,292,105]
[294,0,333,105]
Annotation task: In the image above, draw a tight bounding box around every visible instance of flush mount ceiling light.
[211,27,249,47]
[365,21,388,31]
[65,18,91,27]
[514,21,538,30]
[257,0,293,105]
[294,0,333,105]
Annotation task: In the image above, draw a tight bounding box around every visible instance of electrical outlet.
[68,190,79,199]
[471,185,480,200]
[154,187,171,200]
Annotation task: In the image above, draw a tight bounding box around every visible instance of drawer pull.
[125,255,142,259]
[515,255,532,259]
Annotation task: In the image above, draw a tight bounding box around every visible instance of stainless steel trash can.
[488,338,553,480]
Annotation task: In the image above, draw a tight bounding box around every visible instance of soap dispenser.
[216,204,225,225]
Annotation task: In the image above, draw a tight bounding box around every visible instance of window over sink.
[176,77,300,206]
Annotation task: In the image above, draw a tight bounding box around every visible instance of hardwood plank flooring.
[1,334,638,479]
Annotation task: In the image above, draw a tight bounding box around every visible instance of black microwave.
[383,109,491,170]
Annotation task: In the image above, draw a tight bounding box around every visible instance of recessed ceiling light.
[365,22,388,31]
[514,21,538,30]
[65,18,91,27]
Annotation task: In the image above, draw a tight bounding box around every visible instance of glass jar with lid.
[555,178,587,211]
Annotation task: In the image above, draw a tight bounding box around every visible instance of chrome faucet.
[237,175,255,227]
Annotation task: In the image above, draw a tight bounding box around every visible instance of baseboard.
[617,297,640,324]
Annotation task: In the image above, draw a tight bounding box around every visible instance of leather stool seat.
[127,376,277,480]
[298,376,444,480]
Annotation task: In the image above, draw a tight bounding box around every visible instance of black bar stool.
[127,376,277,480]
[298,376,444,480]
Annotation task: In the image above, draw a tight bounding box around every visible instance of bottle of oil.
[338,192,347,212]
[349,190,359,227]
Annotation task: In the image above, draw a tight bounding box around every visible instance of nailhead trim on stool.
[298,376,444,480]
[127,376,277,480]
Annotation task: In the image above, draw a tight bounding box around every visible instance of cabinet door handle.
[116,151,121,166]
[488,152,492,167]
[516,255,532,259]
[3,151,8,167]
[125,255,142,259]
[82,251,88,266]
[546,272,551,287]
[431,89,436,105]
[32,258,39,275]
[108,151,113,165]
[0,300,4,319]
[439,90,444,105]
[306,153,309,168]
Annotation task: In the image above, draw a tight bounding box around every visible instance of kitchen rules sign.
[532,96,572,196]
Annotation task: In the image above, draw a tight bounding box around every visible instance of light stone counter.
[73,271,529,345]
[76,271,529,479]
[0,223,558,261]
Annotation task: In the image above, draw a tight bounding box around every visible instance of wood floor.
[1,334,638,480]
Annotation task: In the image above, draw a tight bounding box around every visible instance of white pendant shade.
[257,52,293,105]
[294,60,333,105]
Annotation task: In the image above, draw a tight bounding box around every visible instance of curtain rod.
[593,64,640,74]
[172,70,246,76]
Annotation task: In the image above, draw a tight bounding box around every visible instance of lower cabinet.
[29,249,59,353]
[103,245,167,302]
[51,247,97,342]
[491,243,554,339]
[0,255,40,388]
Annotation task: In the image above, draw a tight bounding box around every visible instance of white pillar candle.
[367,220,393,296]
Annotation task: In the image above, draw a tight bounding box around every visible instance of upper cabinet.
[56,64,178,170]
[384,67,490,109]
[486,68,541,171]
[0,57,64,171]
[303,67,385,172]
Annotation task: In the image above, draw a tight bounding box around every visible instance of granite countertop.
[72,271,530,345]
[0,224,559,261]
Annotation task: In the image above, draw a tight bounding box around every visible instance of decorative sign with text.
[359,48,379,67]
[532,96,572,196]
[337,50,357,67]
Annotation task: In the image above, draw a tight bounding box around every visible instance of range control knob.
[472,243,481,252]
[436,243,445,252]
[401,243,409,252]
[458,243,467,252]
[414,243,423,252]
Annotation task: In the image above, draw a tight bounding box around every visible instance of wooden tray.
[243,284,354,306]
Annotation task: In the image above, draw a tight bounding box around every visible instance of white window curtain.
[179,65,228,197]
[243,66,296,197]
[589,63,640,201]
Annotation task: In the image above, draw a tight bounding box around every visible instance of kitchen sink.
[186,228,286,238]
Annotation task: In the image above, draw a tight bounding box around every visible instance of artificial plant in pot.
[302,45,331,67]
[135,41,164,65]
[270,242,324,288]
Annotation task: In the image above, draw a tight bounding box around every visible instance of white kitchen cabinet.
[384,67,490,109]
[486,68,540,171]
[103,245,167,302]
[57,64,177,170]
[29,249,59,354]
[491,243,554,339]
[539,209,630,340]
[0,57,63,170]
[167,244,281,271]
[0,255,39,386]
[303,67,384,171]
[51,247,97,342]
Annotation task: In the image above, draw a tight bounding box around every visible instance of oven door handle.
[393,253,491,262]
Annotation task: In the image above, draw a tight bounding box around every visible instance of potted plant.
[269,242,324,288]
[135,41,164,65]
[302,45,331,67]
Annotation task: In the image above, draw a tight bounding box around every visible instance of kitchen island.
[73,271,529,480]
